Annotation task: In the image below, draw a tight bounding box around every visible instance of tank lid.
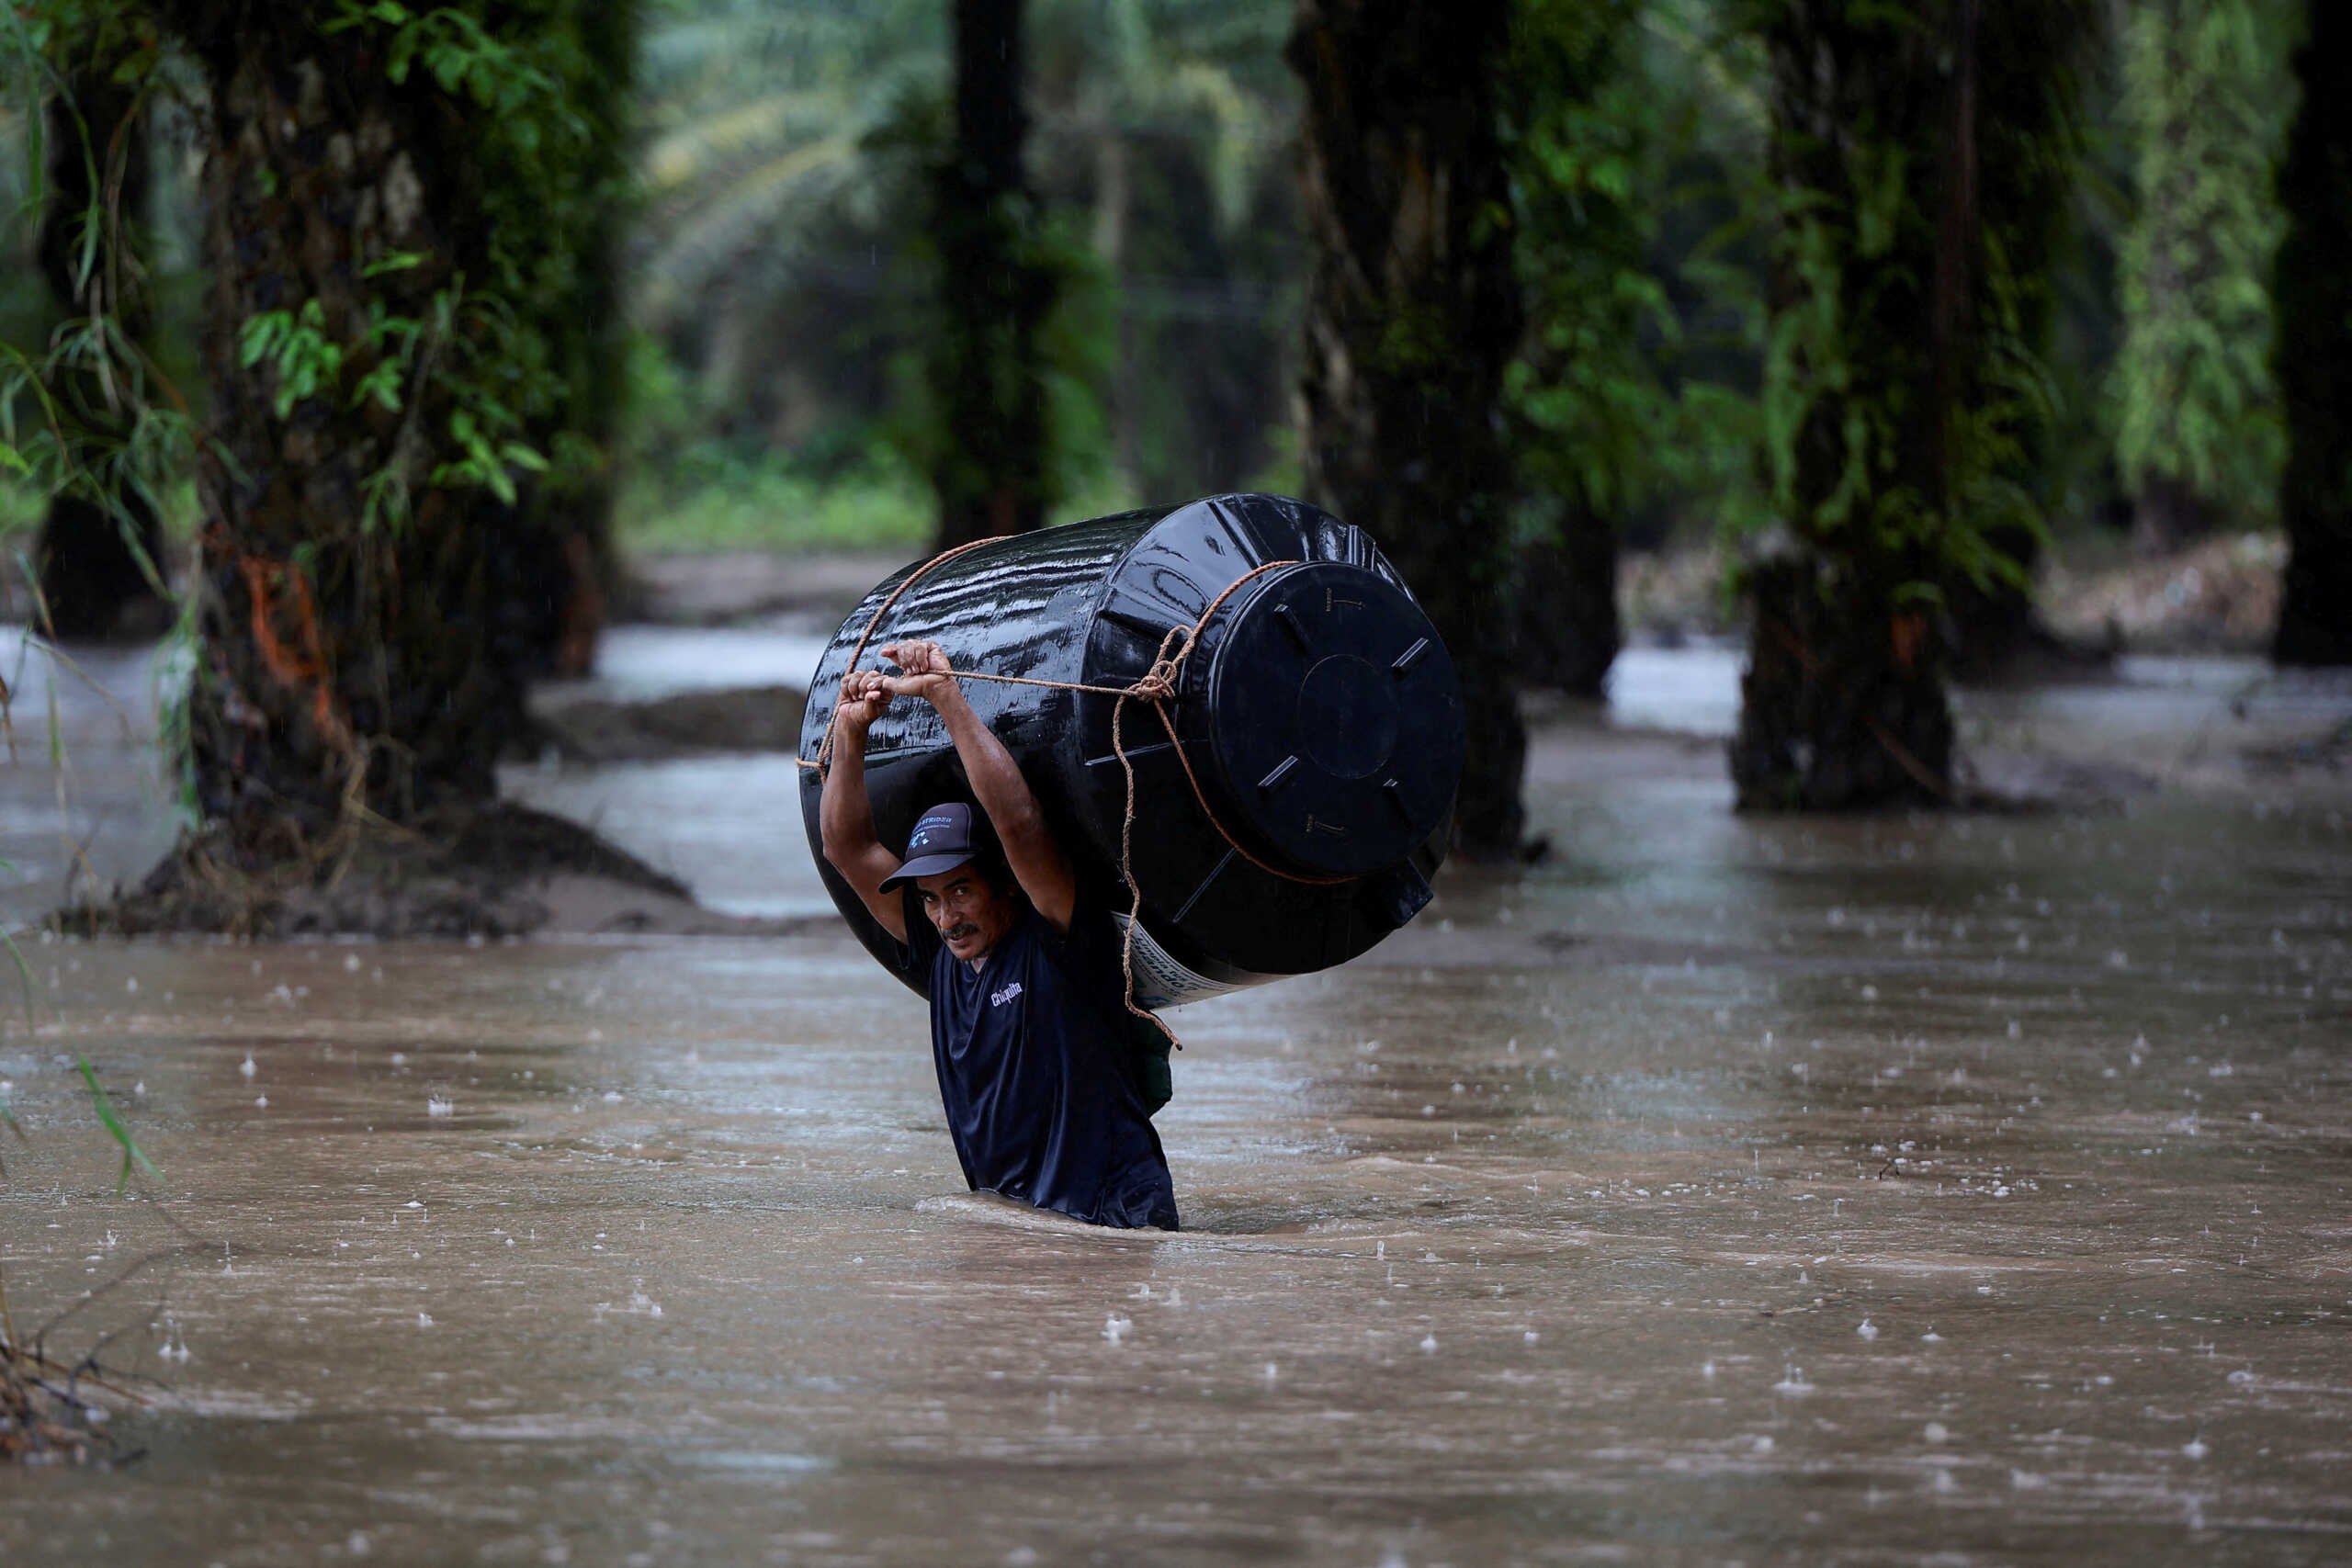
[1202,560,1461,877]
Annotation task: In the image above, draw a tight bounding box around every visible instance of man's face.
[915,865,1018,966]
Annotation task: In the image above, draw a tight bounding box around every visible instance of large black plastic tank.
[797,493,1463,1006]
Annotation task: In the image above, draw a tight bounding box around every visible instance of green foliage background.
[614,0,1301,554]
[0,0,636,553]
[1502,0,1770,558]
[0,0,2313,586]
[2108,0,2297,524]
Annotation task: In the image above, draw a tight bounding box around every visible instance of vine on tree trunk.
[3,1,638,929]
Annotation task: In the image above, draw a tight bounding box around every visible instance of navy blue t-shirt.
[896,889,1179,1230]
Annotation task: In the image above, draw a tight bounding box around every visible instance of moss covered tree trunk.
[929,0,1056,551]
[1732,0,1958,812]
[32,39,167,640]
[2271,0,2352,666]
[1289,0,1527,858]
[167,5,526,859]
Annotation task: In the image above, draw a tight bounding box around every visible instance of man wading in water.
[820,638,1181,1230]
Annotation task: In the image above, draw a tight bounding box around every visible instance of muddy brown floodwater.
[2,632,2350,1566]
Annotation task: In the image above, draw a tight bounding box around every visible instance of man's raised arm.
[877,640,1077,932]
[818,668,910,942]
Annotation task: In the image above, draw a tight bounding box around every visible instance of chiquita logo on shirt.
[990,981,1024,1009]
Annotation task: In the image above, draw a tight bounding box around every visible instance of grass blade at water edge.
[76,1058,160,1195]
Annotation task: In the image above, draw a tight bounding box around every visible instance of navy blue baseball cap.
[879,802,982,890]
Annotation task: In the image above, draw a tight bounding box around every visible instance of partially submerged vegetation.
[1,1059,162,1468]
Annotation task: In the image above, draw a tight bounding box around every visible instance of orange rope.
[1107,677,1169,1045]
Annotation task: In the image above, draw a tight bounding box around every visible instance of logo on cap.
[880,801,984,890]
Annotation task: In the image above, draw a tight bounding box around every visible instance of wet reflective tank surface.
[1,633,2349,1565]
[794,496,1460,998]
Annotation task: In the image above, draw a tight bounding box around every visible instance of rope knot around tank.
[1124,625,1193,705]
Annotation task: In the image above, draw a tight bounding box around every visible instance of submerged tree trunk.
[2271,0,2352,666]
[160,6,525,861]
[1289,0,1527,858]
[930,0,1056,550]
[1732,558,1954,810]
[1734,0,1957,811]
[33,2,678,936]
[32,43,167,640]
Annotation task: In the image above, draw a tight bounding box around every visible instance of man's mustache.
[943,921,980,942]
